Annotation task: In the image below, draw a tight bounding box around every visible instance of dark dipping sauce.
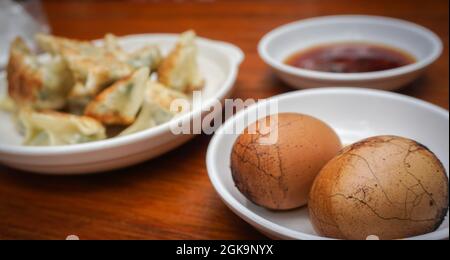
[285,42,416,73]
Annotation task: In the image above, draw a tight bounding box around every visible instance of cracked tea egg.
[230,113,342,210]
[309,135,449,240]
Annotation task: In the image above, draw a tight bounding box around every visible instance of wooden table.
[0,0,448,240]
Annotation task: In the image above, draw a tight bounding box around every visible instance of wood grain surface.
[0,0,448,240]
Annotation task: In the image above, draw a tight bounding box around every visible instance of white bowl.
[206,88,449,240]
[258,15,443,90]
[0,34,244,174]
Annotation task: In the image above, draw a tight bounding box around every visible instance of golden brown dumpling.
[158,30,204,93]
[147,81,189,110]
[119,81,189,136]
[36,34,133,98]
[7,37,74,110]
[85,67,149,125]
[104,34,162,71]
[119,100,174,136]
[18,109,106,146]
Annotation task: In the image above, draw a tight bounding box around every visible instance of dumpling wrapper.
[85,67,150,125]
[158,30,204,93]
[119,81,189,136]
[7,37,74,110]
[104,34,162,71]
[36,34,133,98]
[119,100,174,136]
[147,81,189,110]
[19,109,106,146]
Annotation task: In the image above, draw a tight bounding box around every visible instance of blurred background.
[2,0,449,107]
[57,0,450,107]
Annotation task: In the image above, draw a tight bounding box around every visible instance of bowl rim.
[258,15,443,81]
[0,33,245,156]
[206,87,449,240]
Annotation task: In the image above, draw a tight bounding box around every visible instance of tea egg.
[309,136,449,240]
[230,113,342,210]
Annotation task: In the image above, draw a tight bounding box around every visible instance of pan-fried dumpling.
[147,81,189,110]
[119,81,188,136]
[104,34,162,71]
[67,95,93,116]
[158,30,204,93]
[36,34,133,98]
[120,100,174,136]
[7,37,74,110]
[103,34,128,61]
[85,67,149,125]
[18,109,106,146]
[35,34,98,57]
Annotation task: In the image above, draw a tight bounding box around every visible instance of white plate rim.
[0,33,244,156]
[206,87,449,240]
[258,15,443,81]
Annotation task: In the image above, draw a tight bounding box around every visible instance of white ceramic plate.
[258,15,443,90]
[206,88,449,240]
[0,34,244,174]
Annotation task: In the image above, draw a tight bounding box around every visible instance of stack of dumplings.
[2,30,202,146]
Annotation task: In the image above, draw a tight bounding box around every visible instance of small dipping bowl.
[258,15,443,90]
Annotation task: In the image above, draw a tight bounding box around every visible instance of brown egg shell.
[309,135,449,240]
[230,113,342,210]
